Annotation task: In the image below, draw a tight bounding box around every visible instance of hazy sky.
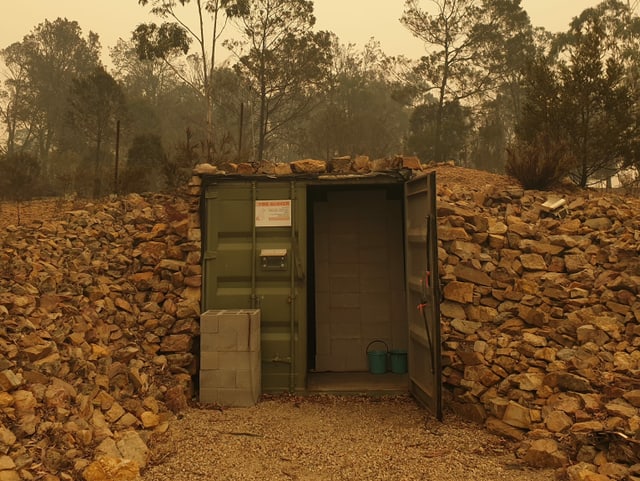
[0,0,603,63]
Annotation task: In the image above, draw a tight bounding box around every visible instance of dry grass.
[0,197,79,229]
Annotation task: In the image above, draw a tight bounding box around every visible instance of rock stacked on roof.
[193,155,423,176]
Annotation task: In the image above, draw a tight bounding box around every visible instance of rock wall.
[0,191,201,480]
[436,178,640,478]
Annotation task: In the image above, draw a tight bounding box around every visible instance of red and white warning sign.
[255,200,292,227]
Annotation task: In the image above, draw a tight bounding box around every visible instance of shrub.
[506,133,576,190]
[122,133,166,193]
[0,151,41,201]
[164,128,200,191]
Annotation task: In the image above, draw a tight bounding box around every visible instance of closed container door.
[202,181,306,392]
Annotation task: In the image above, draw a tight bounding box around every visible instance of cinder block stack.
[199,309,261,406]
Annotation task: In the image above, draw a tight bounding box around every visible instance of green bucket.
[366,340,388,374]
[390,349,408,374]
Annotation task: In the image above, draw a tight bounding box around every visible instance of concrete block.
[329,276,359,293]
[330,263,359,278]
[218,351,252,371]
[330,292,360,309]
[329,249,359,265]
[218,370,237,388]
[330,307,359,325]
[315,324,331,355]
[200,369,235,389]
[314,256,330,280]
[329,232,357,247]
[198,309,260,407]
[315,295,331,324]
[359,262,385,279]
[364,322,392,340]
[359,225,387,247]
[389,251,404,274]
[236,369,256,389]
[314,203,329,226]
[239,358,261,391]
[199,369,218,389]
[331,215,359,232]
[361,304,391,324]
[200,351,219,370]
[315,243,329,265]
[359,247,388,264]
[219,312,248,338]
[252,354,261,379]
[390,290,407,312]
[333,322,360,339]
[360,294,390,317]
[332,338,361,353]
[200,333,216,352]
[200,310,261,353]
[200,311,219,334]
[359,275,390,294]
[249,312,260,352]
[200,330,236,352]
[315,291,330,308]
[199,387,219,404]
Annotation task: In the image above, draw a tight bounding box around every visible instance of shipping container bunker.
[200,170,442,418]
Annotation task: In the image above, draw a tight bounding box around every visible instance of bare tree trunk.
[93,135,102,198]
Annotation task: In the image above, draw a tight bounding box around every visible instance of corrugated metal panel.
[202,181,306,392]
[404,172,442,420]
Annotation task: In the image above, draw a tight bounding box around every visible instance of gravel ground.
[142,394,558,481]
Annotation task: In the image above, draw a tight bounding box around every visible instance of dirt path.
[142,395,557,481]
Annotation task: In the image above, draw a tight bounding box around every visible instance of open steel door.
[404,172,442,420]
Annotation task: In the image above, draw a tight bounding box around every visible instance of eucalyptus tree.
[507,1,639,188]
[134,0,234,162]
[110,38,180,107]
[0,18,101,178]
[65,66,127,197]
[112,38,249,167]
[594,0,640,178]
[0,43,36,157]
[409,100,472,163]
[225,0,333,163]
[401,0,492,163]
[470,0,537,171]
[300,37,409,160]
[110,38,185,156]
[552,2,636,187]
[401,0,538,165]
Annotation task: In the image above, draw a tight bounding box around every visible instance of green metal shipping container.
[200,172,442,419]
